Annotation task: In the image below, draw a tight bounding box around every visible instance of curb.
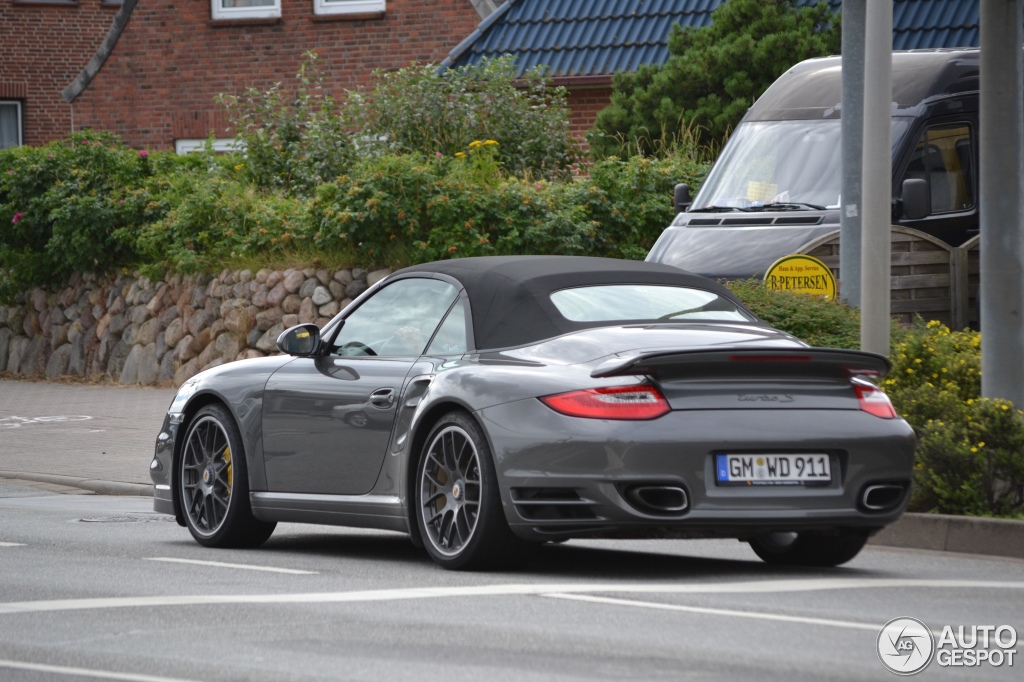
[869,512,1024,560]
[0,471,151,497]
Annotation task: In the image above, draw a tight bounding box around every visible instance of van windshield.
[692,118,913,211]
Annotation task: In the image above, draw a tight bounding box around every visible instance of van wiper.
[748,202,826,211]
[688,206,750,213]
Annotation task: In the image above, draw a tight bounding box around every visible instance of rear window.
[550,285,753,322]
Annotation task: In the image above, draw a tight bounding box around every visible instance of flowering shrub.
[0,131,191,297]
[885,321,1024,515]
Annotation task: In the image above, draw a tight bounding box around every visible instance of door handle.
[369,388,396,408]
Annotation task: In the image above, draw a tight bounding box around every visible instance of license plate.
[715,454,832,486]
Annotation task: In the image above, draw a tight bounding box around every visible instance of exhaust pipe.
[861,483,907,511]
[625,485,689,514]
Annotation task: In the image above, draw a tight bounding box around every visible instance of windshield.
[692,118,913,210]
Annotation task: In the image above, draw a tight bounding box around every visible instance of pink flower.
[138,150,149,158]
[12,212,24,223]
[119,199,126,204]
[81,141,89,145]
[5,169,13,174]
[535,183,542,190]
[435,151,442,157]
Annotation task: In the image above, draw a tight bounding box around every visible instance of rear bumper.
[478,399,916,541]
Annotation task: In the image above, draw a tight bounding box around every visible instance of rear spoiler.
[590,347,891,379]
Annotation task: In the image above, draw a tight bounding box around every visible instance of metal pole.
[979,0,1024,407]
[840,0,866,307]
[860,0,893,355]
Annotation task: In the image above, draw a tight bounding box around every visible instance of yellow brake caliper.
[223,447,233,493]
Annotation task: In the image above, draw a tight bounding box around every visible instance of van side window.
[902,124,974,214]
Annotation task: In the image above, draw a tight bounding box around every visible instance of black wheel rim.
[419,425,481,557]
[181,416,234,537]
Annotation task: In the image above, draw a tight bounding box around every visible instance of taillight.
[540,385,670,420]
[852,378,897,419]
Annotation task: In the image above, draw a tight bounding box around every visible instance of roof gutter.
[440,0,517,72]
[62,0,139,103]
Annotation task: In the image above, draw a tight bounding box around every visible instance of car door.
[261,276,461,495]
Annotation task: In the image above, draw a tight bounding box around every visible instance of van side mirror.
[674,183,691,213]
[901,178,930,220]
[277,323,321,357]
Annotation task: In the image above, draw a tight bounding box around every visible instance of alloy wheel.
[419,425,482,557]
[181,415,234,537]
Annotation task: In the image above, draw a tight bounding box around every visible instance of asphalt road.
[0,481,1021,682]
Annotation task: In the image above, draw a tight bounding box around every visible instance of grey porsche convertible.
[150,256,915,570]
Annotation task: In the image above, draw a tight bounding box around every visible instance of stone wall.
[0,266,389,387]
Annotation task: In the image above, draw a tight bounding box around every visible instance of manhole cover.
[77,516,175,523]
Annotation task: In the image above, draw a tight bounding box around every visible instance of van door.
[895,117,977,246]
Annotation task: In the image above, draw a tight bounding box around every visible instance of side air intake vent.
[511,488,599,521]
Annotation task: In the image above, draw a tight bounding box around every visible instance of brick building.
[0,0,116,148]
[64,0,494,150]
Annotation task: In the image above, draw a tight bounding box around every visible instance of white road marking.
[0,578,1022,616]
[541,593,884,632]
[0,658,202,682]
[0,542,25,547]
[145,557,318,575]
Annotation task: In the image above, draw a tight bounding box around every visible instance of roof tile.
[448,0,996,77]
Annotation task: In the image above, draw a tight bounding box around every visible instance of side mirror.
[901,178,930,220]
[674,183,691,213]
[277,323,321,357]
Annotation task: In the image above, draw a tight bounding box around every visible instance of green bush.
[590,0,841,156]
[127,159,306,274]
[726,279,863,349]
[359,57,580,179]
[222,54,580,196]
[0,131,190,297]
[307,149,708,266]
[218,52,357,197]
[885,321,1024,516]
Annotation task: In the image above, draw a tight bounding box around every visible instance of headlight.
[168,377,200,421]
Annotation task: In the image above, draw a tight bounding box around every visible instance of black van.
[647,49,980,278]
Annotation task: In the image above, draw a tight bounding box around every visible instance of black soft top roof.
[393,256,744,351]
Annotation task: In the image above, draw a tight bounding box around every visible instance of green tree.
[590,0,840,157]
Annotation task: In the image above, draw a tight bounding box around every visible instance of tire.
[748,530,869,567]
[414,411,533,570]
[178,404,276,548]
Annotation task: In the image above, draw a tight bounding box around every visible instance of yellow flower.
[483,139,499,146]
[970,447,978,453]
[978,442,986,448]
[469,140,483,149]
[455,151,467,159]
[235,164,244,171]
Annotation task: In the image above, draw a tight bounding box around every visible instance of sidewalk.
[0,378,175,496]
[1,378,1021,560]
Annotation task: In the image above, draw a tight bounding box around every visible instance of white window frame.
[175,138,245,155]
[0,101,23,149]
[314,0,385,16]
[211,0,280,21]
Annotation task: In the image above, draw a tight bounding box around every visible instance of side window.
[0,101,22,149]
[425,299,467,356]
[330,279,458,357]
[901,123,974,214]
